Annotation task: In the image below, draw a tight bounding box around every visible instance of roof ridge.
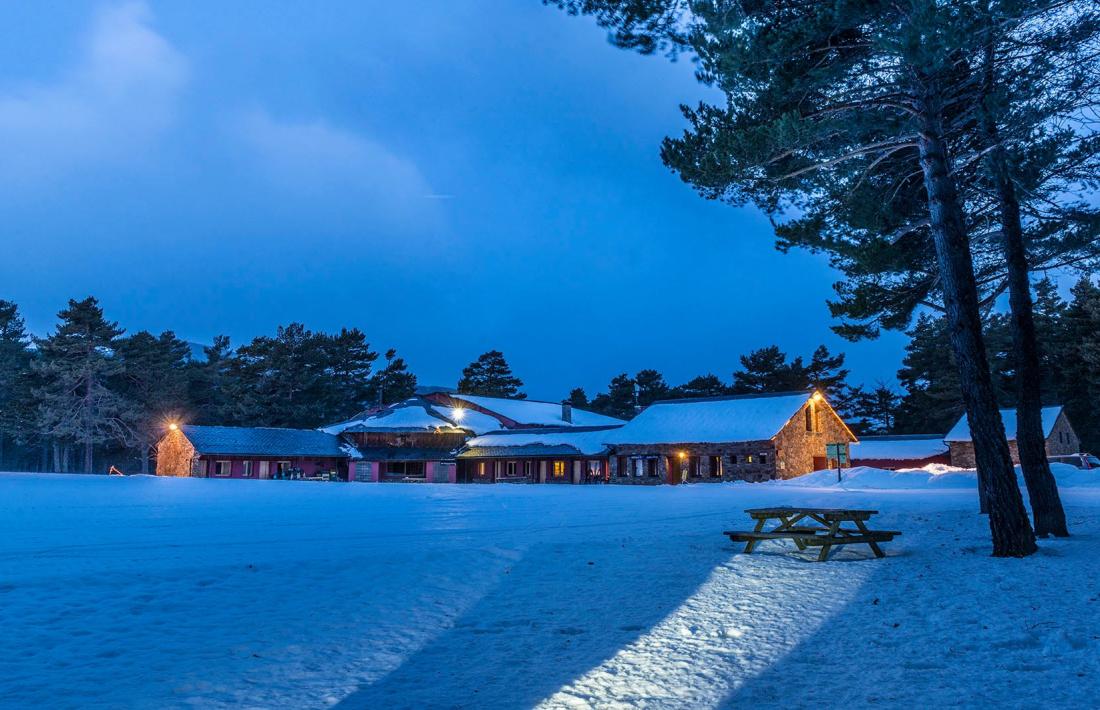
[649,390,812,406]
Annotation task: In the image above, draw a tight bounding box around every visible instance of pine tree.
[370,349,417,407]
[188,335,235,424]
[1058,279,1100,453]
[553,0,1039,555]
[566,387,590,408]
[115,330,192,474]
[456,350,525,399]
[589,373,636,419]
[670,374,728,399]
[324,328,380,415]
[850,383,902,435]
[0,300,33,470]
[634,369,670,407]
[32,297,129,473]
[731,347,804,393]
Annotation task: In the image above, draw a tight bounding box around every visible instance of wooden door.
[812,456,827,472]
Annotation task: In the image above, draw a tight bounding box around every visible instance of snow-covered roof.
[851,435,949,461]
[944,406,1064,443]
[321,397,504,436]
[460,426,622,457]
[442,394,625,428]
[181,425,348,458]
[426,404,510,435]
[604,391,819,445]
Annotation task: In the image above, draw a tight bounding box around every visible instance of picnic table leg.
[854,518,887,558]
[817,520,841,562]
[744,517,766,554]
[778,514,808,551]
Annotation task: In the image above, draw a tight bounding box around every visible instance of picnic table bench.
[724,507,900,561]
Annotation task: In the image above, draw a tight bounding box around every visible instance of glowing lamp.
[678,451,687,459]
[452,407,466,421]
[812,392,824,402]
[168,422,179,431]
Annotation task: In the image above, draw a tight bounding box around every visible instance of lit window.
[746,455,754,464]
[553,461,566,478]
[478,461,488,477]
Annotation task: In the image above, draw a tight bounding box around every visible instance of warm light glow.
[168,422,179,431]
[812,392,824,402]
[452,407,466,421]
[678,451,687,459]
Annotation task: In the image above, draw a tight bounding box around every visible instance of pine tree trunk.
[141,443,151,475]
[914,87,1036,557]
[979,44,1069,538]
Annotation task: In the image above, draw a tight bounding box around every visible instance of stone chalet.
[943,405,1079,468]
[602,390,856,483]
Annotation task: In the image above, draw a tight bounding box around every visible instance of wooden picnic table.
[724,506,900,561]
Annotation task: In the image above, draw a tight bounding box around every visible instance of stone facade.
[772,396,856,479]
[948,410,1080,468]
[155,429,196,477]
[607,396,855,484]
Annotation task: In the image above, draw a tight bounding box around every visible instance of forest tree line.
[3,277,1100,473]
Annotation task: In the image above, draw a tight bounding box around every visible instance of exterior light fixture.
[168,422,179,431]
[812,392,824,402]
[678,451,687,459]
[452,407,466,421]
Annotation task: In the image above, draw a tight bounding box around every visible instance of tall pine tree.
[456,350,525,399]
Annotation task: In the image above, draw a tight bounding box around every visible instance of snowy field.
[1,469,1098,709]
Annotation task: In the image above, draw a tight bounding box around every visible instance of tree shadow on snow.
[335,531,731,709]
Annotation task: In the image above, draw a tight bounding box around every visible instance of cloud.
[233,108,438,228]
[0,1,188,183]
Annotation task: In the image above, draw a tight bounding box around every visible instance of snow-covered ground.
[1,470,1098,709]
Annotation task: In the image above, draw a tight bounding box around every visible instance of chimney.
[562,402,573,424]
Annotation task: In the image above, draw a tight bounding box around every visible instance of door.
[812,456,827,471]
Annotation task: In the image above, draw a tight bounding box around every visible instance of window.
[552,461,566,479]
[617,456,628,477]
[385,461,426,478]
[257,461,270,479]
[478,461,488,477]
[805,405,814,432]
[710,456,722,478]
[214,460,232,477]
[506,461,518,478]
[523,460,535,478]
[746,454,754,464]
[759,453,768,465]
[276,461,292,476]
[242,461,253,477]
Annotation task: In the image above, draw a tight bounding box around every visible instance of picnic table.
[724,507,900,561]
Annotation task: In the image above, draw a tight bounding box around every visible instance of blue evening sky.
[0,1,907,399]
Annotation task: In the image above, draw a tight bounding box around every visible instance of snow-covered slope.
[1,472,1097,708]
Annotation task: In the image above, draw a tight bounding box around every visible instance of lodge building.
[943,406,1079,468]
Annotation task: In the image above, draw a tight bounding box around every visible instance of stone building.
[850,435,951,470]
[944,405,1079,468]
[603,390,857,484]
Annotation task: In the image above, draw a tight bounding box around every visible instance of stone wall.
[155,430,195,477]
[609,442,778,484]
[772,397,856,479]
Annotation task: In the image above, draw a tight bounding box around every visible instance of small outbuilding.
[943,405,1079,468]
[603,390,857,484]
[156,425,353,480]
[849,434,951,470]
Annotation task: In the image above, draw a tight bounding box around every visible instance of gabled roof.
[438,393,626,428]
[603,391,829,445]
[181,425,348,458]
[459,426,621,458]
[944,406,1065,443]
[851,434,949,461]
